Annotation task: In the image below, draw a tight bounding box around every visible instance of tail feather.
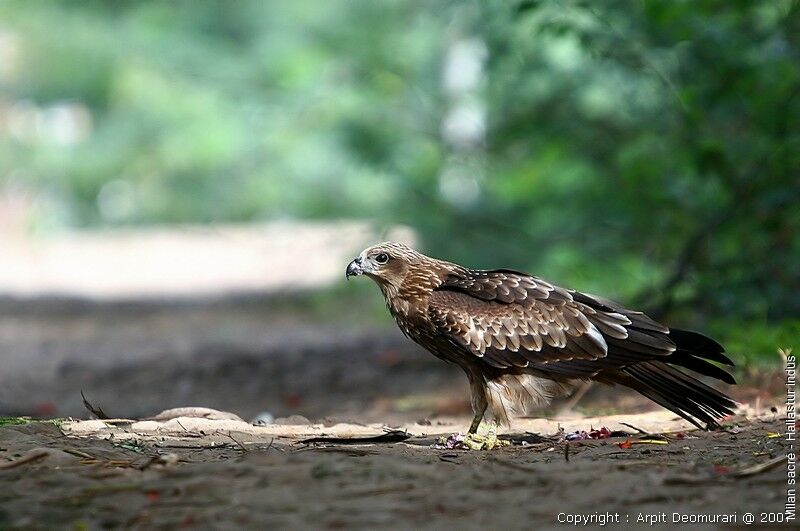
[605,326,737,429]
[667,351,736,384]
[661,327,736,385]
[620,361,737,429]
[668,328,734,366]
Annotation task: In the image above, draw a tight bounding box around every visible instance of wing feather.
[429,271,609,370]
[429,269,680,374]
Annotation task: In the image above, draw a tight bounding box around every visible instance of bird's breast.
[386,297,431,338]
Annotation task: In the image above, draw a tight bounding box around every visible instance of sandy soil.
[0,409,789,530]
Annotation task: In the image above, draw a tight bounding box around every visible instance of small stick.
[0,449,50,469]
[218,431,249,452]
[63,448,95,459]
[620,422,648,435]
[733,456,786,478]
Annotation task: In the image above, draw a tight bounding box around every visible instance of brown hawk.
[346,242,736,433]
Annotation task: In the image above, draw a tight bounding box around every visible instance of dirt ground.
[0,408,789,530]
[0,297,464,422]
[0,300,792,529]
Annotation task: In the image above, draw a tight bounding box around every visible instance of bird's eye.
[375,253,389,264]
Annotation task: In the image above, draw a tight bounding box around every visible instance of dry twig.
[0,449,51,469]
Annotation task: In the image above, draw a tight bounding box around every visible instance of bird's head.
[346,241,418,284]
[346,241,445,295]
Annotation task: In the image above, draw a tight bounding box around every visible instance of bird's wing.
[428,269,676,375]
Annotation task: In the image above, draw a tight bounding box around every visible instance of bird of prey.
[346,242,736,434]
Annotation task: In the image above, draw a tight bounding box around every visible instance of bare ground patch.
[0,410,788,529]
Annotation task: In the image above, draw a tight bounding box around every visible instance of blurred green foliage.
[0,0,798,363]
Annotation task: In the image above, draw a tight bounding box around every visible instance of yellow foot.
[434,422,510,450]
[461,431,510,450]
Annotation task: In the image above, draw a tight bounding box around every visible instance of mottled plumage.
[346,242,736,432]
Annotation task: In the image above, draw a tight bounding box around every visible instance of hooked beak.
[346,257,364,279]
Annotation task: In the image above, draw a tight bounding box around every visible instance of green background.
[1,0,798,366]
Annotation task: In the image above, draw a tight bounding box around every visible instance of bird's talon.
[434,425,510,450]
[464,431,509,450]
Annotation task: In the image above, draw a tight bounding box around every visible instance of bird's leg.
[557,381,593,416]
[467,372,488,434]
[468,403,487,434]
[462,416,507,450]
[435,382,508,450]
